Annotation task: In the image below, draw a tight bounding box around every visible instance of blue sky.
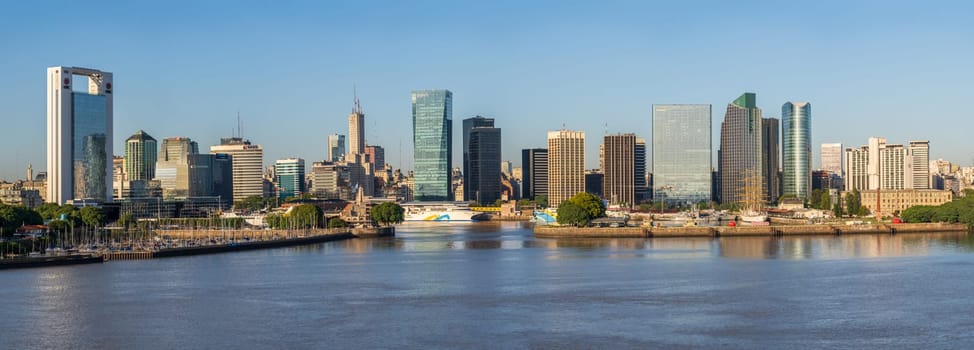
[1,0,972,181]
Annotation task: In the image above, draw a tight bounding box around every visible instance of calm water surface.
[3,222,974,349]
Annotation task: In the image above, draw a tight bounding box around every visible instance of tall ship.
[739,170,769,225]
[401,202,482,222]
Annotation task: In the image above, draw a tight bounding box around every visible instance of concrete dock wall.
[534,223,970,239]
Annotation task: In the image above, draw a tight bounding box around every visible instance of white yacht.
[401,202,481,222]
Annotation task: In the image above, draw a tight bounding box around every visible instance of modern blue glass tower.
[412,90,453,201]
[652,104,712,204]
[782,101,811,200]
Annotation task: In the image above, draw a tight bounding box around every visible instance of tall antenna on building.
[604,122,608,136]
[236,111,242,139]
[353,84,362,115]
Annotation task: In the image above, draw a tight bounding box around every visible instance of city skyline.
[3,2,974,181]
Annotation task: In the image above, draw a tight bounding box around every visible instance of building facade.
[634,138,648,202]
[47,66,114,204]
[411,90,453,201]
[718,93,763,204]
[781,101,811,200]
[602,133,636,207]
[462,116,502,204]
[547,130,585,207]
[521,148,548,200]
[124,130,157,182]
[364,145,385,170]
[348,99,365,156]
[761,117,780,203]
[275,158,306,199]
[859,189,953,216]
[821,143,843,175]
[327,134,345,162]
[210,137,264,202]
[585,170,604,198]
[652,104,712,205]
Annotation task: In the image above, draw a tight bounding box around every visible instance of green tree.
[568,192,606,219]
[289,204,324,229]
[235,196,273,212]
[832,200,843,218]
[535,195,548,208]
[809,189,824,209]
[327,217,349,228]
[0,204,43,237]
[79,206,107,228]
[845,190,862,217]
[820,191,832,210]
[118,213,135,231]
[556,202,590,227]
[371,202,405,225]
[36,203,62,221]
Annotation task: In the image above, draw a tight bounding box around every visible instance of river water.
[2,222,974,349]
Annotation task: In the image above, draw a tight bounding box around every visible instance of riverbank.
[0,254,103,270]
[534,222,971,238]
[3,226,397,268]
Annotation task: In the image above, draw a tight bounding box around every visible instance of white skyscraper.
[210,137,264,202]
[47,66,114,204]
[820,143,843,175]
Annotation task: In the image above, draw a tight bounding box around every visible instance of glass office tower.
[47,66,114,204]
[652,104,712,204]
[782,101,811,200]
[412,90,453,201]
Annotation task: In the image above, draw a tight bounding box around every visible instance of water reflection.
[317,222,974,260]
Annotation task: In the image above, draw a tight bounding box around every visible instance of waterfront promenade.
[534,222,971,238]
[0,227,394,269]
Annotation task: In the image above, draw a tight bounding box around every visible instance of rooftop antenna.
[353,84,362,115]
[236,111,242,139]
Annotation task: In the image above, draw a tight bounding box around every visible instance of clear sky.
[1,0,972,181]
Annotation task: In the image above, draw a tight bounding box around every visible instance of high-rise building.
[547,130,585,207]
[124,130,157,182]
[867,137,886,190]
[310,161,351,200]
[821,143,843,175]
[275,158,306,199]
[652,104,712,205]
[845,138,932,192]
[601,133,636,207]
[880,144,907,190]
[348,98,365,156]
[521,148,548,200]
[161,137,198,164]
[462,116,502,203]
[210,137,264,202]
[47,66,114,204]
[411,90,453,201]
[634,138,647,202]
[501,161,513,177]
[761,117,780,203]
[156,137,231,203]
[718,93,763,204]
[327,134,346,162]
[585,170,604,198]
[907,141,930,189]
[782,101,811,200]
[845,146,870,192]
[364,145,385,170]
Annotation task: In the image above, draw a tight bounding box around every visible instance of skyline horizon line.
[1,68,969,182]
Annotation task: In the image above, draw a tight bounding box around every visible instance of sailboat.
[739,170,769,226]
